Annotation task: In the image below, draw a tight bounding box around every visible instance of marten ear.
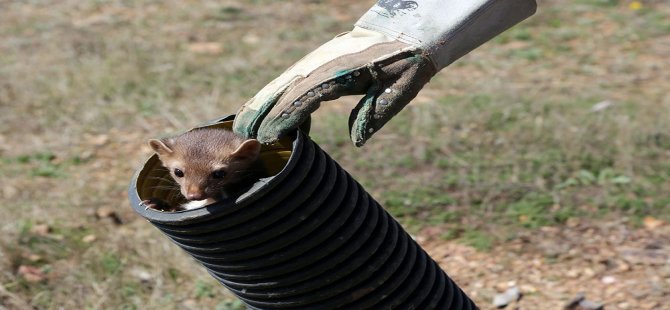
[231,139,261,161]
[148,139,174,156]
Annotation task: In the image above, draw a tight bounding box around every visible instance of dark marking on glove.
[376,0,419,17]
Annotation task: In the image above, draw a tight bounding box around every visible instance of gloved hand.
[234,0,537,147]
[234,27,434,147]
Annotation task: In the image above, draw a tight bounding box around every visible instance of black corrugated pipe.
[128,116,477,309]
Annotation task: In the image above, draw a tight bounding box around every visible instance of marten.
[141,128,267,212]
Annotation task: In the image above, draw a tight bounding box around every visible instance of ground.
[0,0,668,309]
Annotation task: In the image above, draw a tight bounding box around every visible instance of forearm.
[355,0,537,70]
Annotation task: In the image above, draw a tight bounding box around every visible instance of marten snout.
[184,184,207,201]
[186,191,205,201]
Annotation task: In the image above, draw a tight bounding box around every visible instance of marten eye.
[174,168,184,178]
[211,169,226,179]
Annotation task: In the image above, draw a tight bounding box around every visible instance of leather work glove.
[234,0,537,146]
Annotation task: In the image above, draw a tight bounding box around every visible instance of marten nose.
[187,192,205,200]
[186,188,205,201]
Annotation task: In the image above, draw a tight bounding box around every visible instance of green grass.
[461,230,494,251]
[346,82,669,242]
[576,0,620,7]
[216,299,246,310]
[194,280,216,299]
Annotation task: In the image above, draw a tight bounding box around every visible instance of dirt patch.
[420,219,669,309]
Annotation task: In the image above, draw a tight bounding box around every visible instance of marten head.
[149,128,262,201]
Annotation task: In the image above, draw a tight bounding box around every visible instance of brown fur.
[145,128,266,211]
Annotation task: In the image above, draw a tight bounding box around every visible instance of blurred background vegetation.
[0,0,668,309]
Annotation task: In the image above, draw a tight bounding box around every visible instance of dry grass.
[0,0,668,309]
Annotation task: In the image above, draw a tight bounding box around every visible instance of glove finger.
[349,54,435,147]
[348,85,380,147]
[255,68,374,143]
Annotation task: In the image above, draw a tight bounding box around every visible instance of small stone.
[131,267,152,283]
[493,286,521,308]
[322,83,330,89]
[353,71,361,76]
[565,293,585,309]
[82,234,97,243]
[293,101,302,106]
[565,293,604,310]
[307,91,315,97]
[600,275,616,284]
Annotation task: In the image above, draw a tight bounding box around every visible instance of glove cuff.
[355,0,537,70]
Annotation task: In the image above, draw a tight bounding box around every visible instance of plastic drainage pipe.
[129,116,477,309]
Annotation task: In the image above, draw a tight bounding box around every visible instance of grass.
[0,0,668,308]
